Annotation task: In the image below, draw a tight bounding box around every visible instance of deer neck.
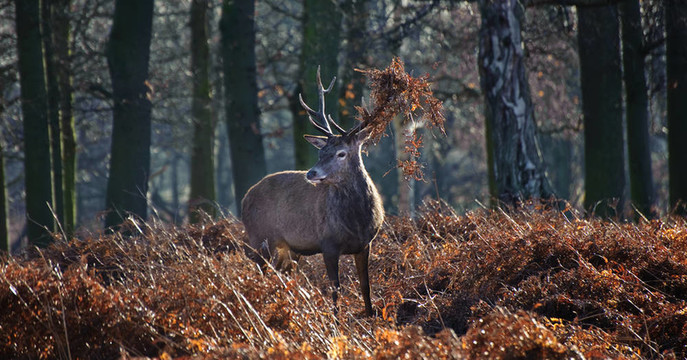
[328,151,372,201]
[325,155,380,239]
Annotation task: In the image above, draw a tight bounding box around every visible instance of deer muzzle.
[306,168,326,183]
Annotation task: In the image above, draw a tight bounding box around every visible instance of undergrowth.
[2,201,686,359]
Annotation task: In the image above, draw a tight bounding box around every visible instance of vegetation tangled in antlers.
[356,58,446,180]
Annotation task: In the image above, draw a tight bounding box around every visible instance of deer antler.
[299,66,347,136]
[345,97,370,138]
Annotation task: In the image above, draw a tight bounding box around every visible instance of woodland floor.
[1,200,687,359]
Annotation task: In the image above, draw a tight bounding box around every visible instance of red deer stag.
[241,67,384,316]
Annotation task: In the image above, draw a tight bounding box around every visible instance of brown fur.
[241,132,384,315]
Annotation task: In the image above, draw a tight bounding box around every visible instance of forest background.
[1,0,686,251]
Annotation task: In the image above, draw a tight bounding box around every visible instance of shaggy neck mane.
[325,154,377,238]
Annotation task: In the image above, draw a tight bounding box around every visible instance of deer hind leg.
[272,245,300,272]
[284,250,301,272]
[246,238,279,270]
[354,246,373,316]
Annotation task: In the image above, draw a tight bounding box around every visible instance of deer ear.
[304,135,328,149]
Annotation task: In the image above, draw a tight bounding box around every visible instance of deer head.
[299,66,370,185]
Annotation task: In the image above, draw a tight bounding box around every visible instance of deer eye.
[336,150,347,159]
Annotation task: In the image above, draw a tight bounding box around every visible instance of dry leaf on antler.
[355,57,445,179]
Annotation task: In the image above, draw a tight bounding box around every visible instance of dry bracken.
[2,203,687,359]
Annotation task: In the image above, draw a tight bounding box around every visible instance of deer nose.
[306,169,318,180]
[306,169,325,182]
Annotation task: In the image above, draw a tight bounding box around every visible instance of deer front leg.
[354,246,373,316]
[322,251,341,314]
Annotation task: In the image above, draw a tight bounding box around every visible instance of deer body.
[241,68,384,315]
[242,169,383,257]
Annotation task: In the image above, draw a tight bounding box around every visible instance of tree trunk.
[42,0,64,229]
[215,122,234,210]
[430,117,454,203]
[621,0,655,219]
[53,0,76,235]
[293,0,343,170]
[15,0,55,246]
[212,38,232,211]
[337,0,401,212]
[338,0,368,130]
[220,0,266,216]
[539,134,573,200]
[666,0,687,215]
[0,141,8,252]
[647,0,665,140]
[189,0,216,223]
[0,58,8,253]
[104,0,154,229]
[172,155,180,218]
[478,0,552,206]
[578,4,625,218]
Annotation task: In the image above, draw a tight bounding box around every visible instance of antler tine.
[315,66,350,135]
[317,65,336,94]
[347,122,364,137]
[345,97,370,137]
[328,114,347,135]
[314,66,336,135]
[299,93,332,135]
[299,66,340,136]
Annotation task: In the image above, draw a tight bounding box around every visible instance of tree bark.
[337,0,403,211]
[0,141,8,252]
[104,0,154,229]
[666,0,687,215]
[478,0,552,206]
[189,0,216,223]
[15,0,55,246]
[539,134,573,199]
[621,0,655,219]
[215,122,234,209]
[578,4,625,218]
[220,0,266,216]
[52,0,76,235]
[338,0,368,130]
[42,0,64,228]
[293,0,343,170]
[430,117,454,203]
[647,0,665,144]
